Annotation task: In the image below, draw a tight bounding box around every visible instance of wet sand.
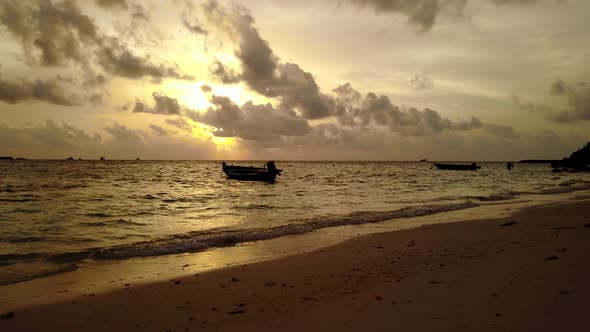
[1,199,589,331]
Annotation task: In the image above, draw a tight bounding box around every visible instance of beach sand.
[1,199,589,331]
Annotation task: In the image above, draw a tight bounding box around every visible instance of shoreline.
[0,192,587,309]
[1,196,589,330]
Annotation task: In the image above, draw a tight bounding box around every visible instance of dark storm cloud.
[0,0,190,81]
[0,76,81,106]
[132,92,189,115]
[197,0,335,119]
[192,95,312,141]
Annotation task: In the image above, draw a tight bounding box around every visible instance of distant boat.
[433,162,480,171]
[222,161,282,182]
[100,156,106,161]
[420,159,428,162]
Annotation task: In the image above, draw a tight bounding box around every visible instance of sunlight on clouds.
[164,81,212,110]
[211,136,238,149]
[191,122,241,154]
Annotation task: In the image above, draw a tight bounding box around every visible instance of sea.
[1,160,589,285]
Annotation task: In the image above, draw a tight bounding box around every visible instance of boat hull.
[433,163,480,171]
[222,164,281,182]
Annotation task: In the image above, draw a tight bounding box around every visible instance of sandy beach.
[1,199,589,331]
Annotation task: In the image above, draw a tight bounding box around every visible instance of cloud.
[166,117,193,132]
[97,40,193,81]
[331,82,512,137]
[149,124,169,136]
[0,120,102,158]
[348,0,454,31]
[409,73,435,89]
[549,83,590,122]
[132,92,190,115]
[209,60,240,84]
[95,0,128,9]
[0,0,190,81]
[197,0,335,119]
[549,78,567,96]
[182,18,207,35]
[482,123,520,138]
[0,76,82,106]
[0,0,100,67]
[191,95,312,141]
[518,79,590,122]
[0,120,217,159]
[346,0,542,31]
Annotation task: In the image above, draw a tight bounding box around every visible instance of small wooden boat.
[433,162,480,171]
[222,161,282,182]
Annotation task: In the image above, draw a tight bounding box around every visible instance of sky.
[0,0,588,160]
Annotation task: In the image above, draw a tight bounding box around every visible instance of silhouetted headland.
[518,159,560,164]
[551,141,590,172]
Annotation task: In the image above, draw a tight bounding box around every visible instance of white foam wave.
[93,201,479,260]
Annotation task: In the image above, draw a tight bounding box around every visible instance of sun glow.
[163,81,212,110]
[211,136,238,149]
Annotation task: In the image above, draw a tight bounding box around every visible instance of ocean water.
[1,160,589,285]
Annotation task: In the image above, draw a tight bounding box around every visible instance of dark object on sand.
[500,221,516,226]
[433,162,480,171]
[222,161,282,182]
[100,156,106,161]
[1,312,14,320]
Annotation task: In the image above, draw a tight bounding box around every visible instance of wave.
[93,201,479,260]
[472,190,520,202]
[533,179,590,194]
[79,219,147,227]
[0,201,480,273]
[0,263,78,286]
[85,212,112,218]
